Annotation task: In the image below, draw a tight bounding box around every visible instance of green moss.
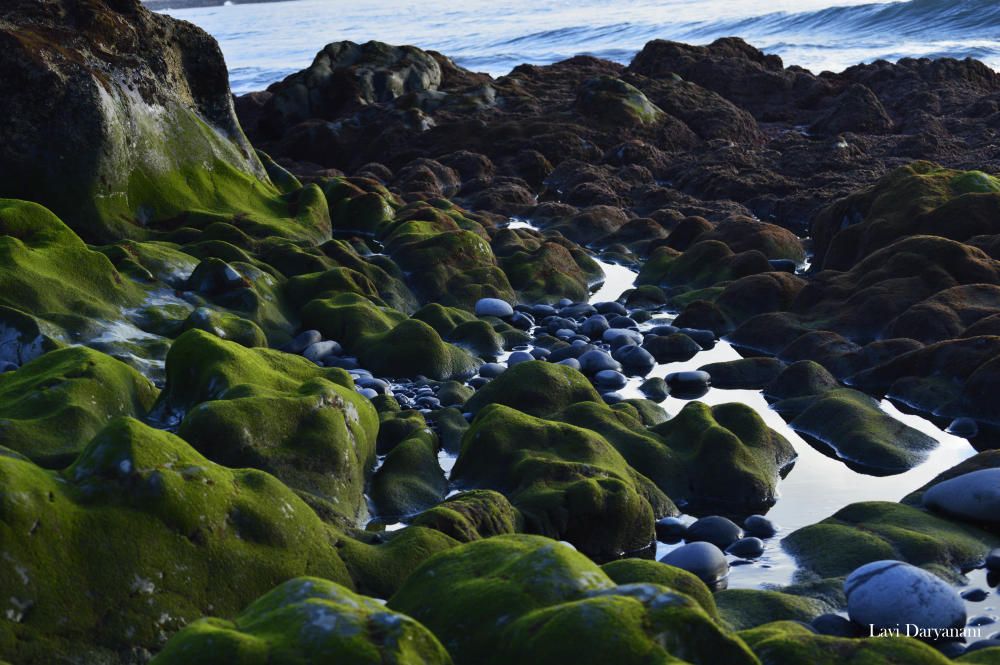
[300,292,406,344]
[959,648,1000,664]
[152,576,451,665]
[780,388,938,474]
[255,150,302,194]
[464,361,601,418]
[323,178,397,236]
[339,526,460,599]
[601,559,719,621]
[447,320,504,357]
[576,76,666,125]
[180,307,268,348]
[388,535,616,664]
[159,330,377,524]
[715,589,828,631]
[783,501,1000,578]
[0,200,142,334]
[453,404,671,559]
[558,400,795,514]
[497,238,595,304]
[358,319,480,381]
[0,346,157,467]
[0,417,351,662]
[497,585,757,665]
[410,490,522,542]
[637,241,768,291]
[388,228,515,309]
[738,621,951,664]
[370,427,447,519]
[951,170,1000,195]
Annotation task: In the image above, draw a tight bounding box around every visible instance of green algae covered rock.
[0,346,158,467]
[358,319,481,380]
[151,577,452,665]
[388,535,617,663]
[601,559,719,621]
[494,583,758,665]
[453,404,671,560]
[715,589,828,631]
[575,76,665,125]
[464,360,601,418]
[160,330,378,524]
[559,400,794,514]
[390,535,757,665]
[1,1,331,245]
[738,621,950,665]
[339,526,460,600]
[783,501,1000,578]
[180,307,268,348]
[0,200,142,337]
[0,417,351,663]
[410,490,521,542]
[370,426,447,520]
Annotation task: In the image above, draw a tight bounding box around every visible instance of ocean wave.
[680,0,1000,43]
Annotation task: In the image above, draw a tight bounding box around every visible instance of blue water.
[160,0,1000,93]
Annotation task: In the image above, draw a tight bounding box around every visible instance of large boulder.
[0,0,327,244]
[152,577,452,665]
[0,417,352,662]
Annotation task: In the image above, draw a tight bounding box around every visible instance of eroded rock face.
[0,0,270,243]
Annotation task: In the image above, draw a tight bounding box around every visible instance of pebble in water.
[845,560,966,633]
[660,542,730,586]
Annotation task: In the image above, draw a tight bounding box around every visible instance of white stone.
[845,560,965,631]
[474,298,514,318]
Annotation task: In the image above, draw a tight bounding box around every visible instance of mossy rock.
[494,583,758,665]
[699,357,786,390]
[453,404,671,559]
[300,292,406,345]
[159,330,377,524]
[446,320,504,358]
[464,360,601,418]
[0,417,351,662]
[324,178,397,236]
[601,558,719,621]
[0,200,142,335]
[284,267,382,308]
[378,409,428,455]
[410,490,521,542]
[715,589,828,631]
[778,388,938,474]
[357,319,481,381]
[783,501,1000,578]
[388,228,515,308]
[180,307,268,348]
[738,620,951,664]
[560,400,795,514]
[388,535,617,664]
[0,346,158,467]
[497,236,596,303]
[636,241,769,291]
[430,407,470,454]
[151,576,452,665]
[370,427,447,520]
[339,526,460,600]
[575,76,665,125]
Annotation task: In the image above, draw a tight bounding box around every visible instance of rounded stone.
[962,588,990,602]
[613,345,655,375]
[987,549,1000,572]
[639,377,669,402]
[507,351,534,366]
[947,417,979,439]
[726,537,765,559]
[475,298,514,318]
[923,469,1000,525]
[655,516,688,542]
[284,329,322,354]
[594,370,627,390]
[659,542,730,585]
[665,370,711,398]
[685,516,743,550]
[303,340,342,363]
[811,613,862,638]
[743,515,778,539]
[578,349,621,374]
[557,358,581,370]
[479,362,507,378]
[845,560,966,632]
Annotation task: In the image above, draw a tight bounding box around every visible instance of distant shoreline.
[143,0,290,10]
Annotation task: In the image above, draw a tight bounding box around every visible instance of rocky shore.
[2,0,1000,663]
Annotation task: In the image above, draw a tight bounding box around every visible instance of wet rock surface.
[2,2,1000,663]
